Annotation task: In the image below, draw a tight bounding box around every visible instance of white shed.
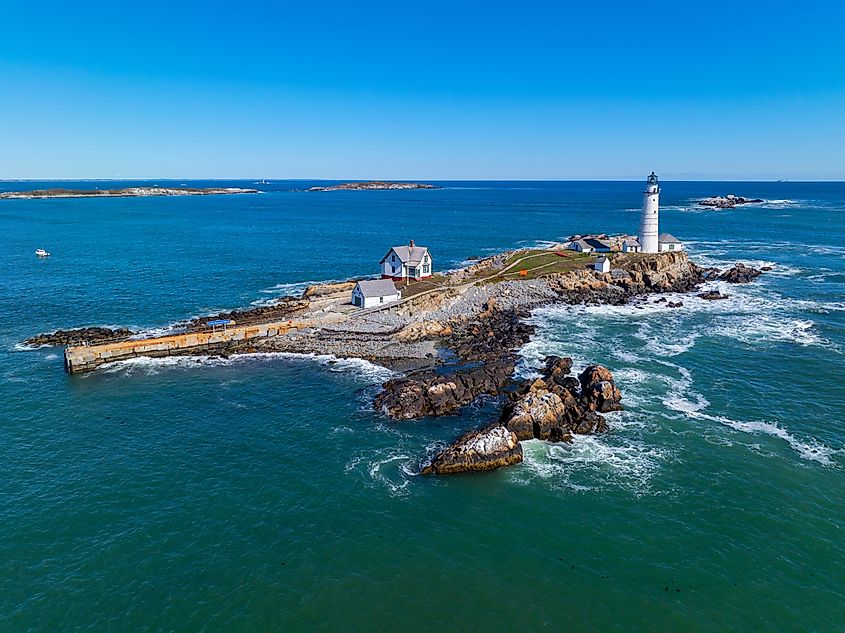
[593,256,611,273]
[352,279,401,309]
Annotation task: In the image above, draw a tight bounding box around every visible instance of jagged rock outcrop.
[374,359,515,419]
[25,327,134,347]
[186,296,310,330]
[424,356,622,475]
[719,263,763,284]
[421,424,523,474]
[500,357,616,442]
[448,304,535,361]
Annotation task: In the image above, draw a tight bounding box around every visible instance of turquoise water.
[2,181,844,631]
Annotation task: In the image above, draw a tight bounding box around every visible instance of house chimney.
[409,239,415,249]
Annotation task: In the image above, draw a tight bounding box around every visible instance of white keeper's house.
[351,279,401,309]
[380,240,433,281]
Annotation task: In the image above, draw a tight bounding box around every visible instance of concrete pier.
[64,320,306,374]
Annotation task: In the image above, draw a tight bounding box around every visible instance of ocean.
[2,181,844,631]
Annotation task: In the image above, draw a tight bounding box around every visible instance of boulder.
[421,424,523,474]
[501,357,617,441]
[505,390,568,441]
[374,359,515,419]
[578,365,623,412]
[719,263,763,284]
[699,290,729,300]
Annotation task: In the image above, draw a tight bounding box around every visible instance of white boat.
[35,248,50,257]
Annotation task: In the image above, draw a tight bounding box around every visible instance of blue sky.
[1,0,843,180]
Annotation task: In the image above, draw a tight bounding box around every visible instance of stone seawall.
[64,320,305,374]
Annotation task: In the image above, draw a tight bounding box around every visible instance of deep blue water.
[2,180,844,631]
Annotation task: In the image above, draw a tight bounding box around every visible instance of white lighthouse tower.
[638,171,660,253]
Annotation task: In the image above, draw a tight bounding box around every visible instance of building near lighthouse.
[638,172,660,253]
[658,233,684,252]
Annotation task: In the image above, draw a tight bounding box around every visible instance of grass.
[394,274,450,299]
[477,249,595,283]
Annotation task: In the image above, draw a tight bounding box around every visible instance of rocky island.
[26,246,765,475]
[0,186,259,199]
[697,194,764,209]
[306,181,440,192]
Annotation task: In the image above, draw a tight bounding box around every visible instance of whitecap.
[12,342,50,351]
[687,410,838,466]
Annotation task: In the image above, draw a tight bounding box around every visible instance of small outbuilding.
[658,233,684,252]
[351,279,401,309]
[593,256,611,273]
[622,238,641,253]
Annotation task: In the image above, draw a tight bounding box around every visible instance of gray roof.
[595,255,609,263]
[623,238,641,246]
[584,238,611,249]
[658,233,681,244]
[382,245,429,265]
[355,279,399,298]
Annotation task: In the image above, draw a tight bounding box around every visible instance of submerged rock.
[719,263,763,284]
[421,424,523,474]
[699,290,729,300]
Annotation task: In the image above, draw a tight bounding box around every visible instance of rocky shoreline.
[0,187,259,200]
[306,181,440,192]
[26,249,765,474]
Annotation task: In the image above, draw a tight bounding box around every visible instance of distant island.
[307,181,441,192]
[0,186,259,200]
[697,194,764,209]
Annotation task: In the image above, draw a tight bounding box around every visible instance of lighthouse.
[639,172,660,253]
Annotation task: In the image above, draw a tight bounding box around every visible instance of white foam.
[713,315,834,349]
[516,436,668,494]
[12,342,50,351]
[687,410,837,466]
[98,351,397,382]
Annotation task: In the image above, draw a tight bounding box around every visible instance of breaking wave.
[683,410,838,466]
[98,351,396,382]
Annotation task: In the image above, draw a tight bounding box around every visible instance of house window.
[391,254,396,262]
[379,296,384,304]
[408,267,417,277]
[422,265,430,274]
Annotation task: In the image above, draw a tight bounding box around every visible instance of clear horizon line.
[1,177,842,183]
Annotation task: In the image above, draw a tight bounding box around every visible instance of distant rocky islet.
[0,186,259,199]
[306,181,441,192]
[696,194,764,209]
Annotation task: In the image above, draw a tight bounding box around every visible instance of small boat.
[35,248,50,257]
